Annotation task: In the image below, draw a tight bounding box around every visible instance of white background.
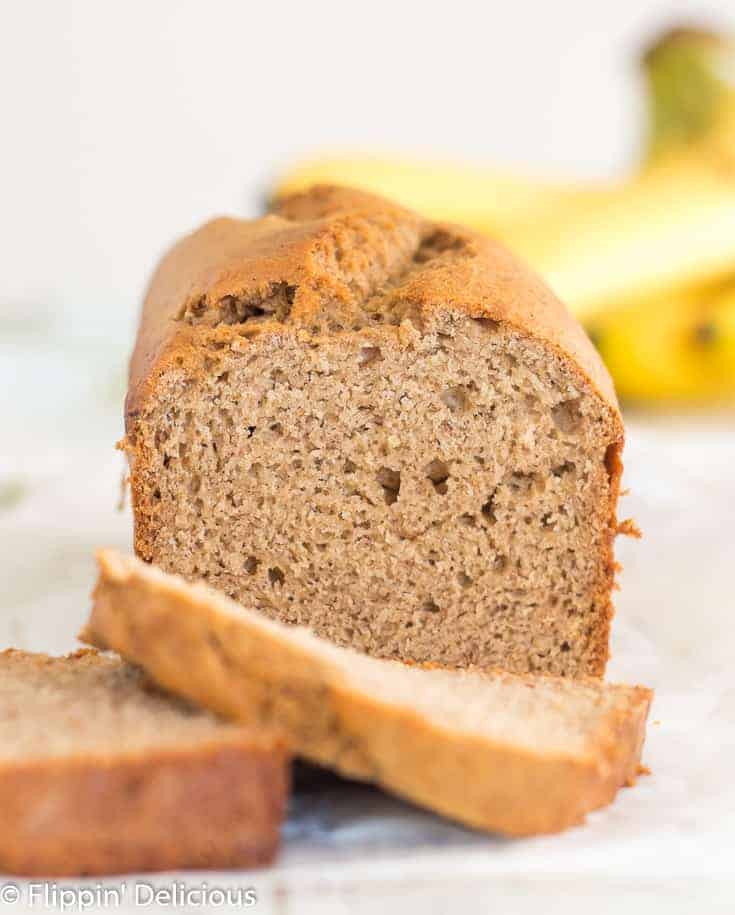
[1,3,734,912]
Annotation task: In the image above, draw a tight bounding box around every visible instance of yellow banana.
[495,24,735,320]
[587,279,735,403]
[502,158,735,321]
[272,153,614,233]
[497,26,735,320]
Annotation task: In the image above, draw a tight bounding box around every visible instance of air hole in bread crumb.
[268,567,285,586]
[425,459,450,494]
[553,461,576,477]
[493,555,508,572]
[422,599,440,613]
[441,386,468,412]
[552,398,583,435]
[509,472,534,493]
[459,513,476,527]
[247,426,257,438]
[560,641,571,652]
[457,572,473,588]
[481,493,497,524]
[358,346,383,368]
[189,475,201,495]
[376,467,401,505]
[541,513,556,529]
[344,459,357,474]
[245,556,259,575]
[154,428,169,449]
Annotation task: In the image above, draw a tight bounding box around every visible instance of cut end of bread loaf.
[0,649,288,876]
[86,550,652,838]
[125,185,624,676]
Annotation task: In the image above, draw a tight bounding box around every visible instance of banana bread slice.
[124,185,625,676]
[84,550,652,837]
[0,648,288,876]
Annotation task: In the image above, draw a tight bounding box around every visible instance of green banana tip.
[641,24,730,68]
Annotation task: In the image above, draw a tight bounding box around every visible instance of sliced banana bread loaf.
[0,648,288,875]
[124,185,625,676]
[84,550,652,837]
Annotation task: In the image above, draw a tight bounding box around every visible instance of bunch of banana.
[271,27,735,404]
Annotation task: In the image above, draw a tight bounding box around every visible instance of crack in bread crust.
[175,210,474,335]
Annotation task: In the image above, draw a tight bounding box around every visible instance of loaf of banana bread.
[123,185,624,676]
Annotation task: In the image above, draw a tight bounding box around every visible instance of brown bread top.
[127,185,621,433]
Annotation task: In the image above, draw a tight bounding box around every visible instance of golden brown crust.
[0,650,289,876]
[124,185,625,676]
[84,551,652,838]
[128,185,620,422]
